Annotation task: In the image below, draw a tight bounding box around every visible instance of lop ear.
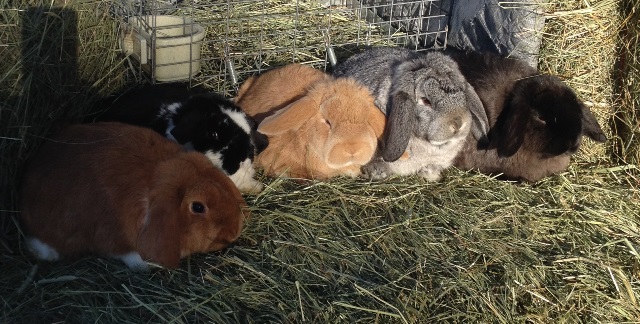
[382,91,416,162]
[257,96,318,136]
[580,103,607,142]
[496,103,528,158]
[246,114,270,153]
[137,196,183,269]
[235,75,257,104]
[464,82,490,145]
[170,96,211,144]
[252,130,270,153]
[171,120,197,144]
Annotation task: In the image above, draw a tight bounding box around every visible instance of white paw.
[419,165,443,181]
[26,237,59,261]
[229,159,263,193]
[115,252,149,272]
[236,178,264,194]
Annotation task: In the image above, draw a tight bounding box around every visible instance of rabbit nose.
[568,140,580,153]
[329,142,371,166]
[347,145,362,156]
[340,141,364,155]
[224,241,237,249]
[341,147,363,162]
[215,235,238,249]
[449,118,464,135]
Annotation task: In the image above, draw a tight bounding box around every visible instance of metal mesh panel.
[112,0,450,94]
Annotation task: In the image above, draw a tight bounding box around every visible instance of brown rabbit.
[20,122,247,271]
[254,77,387,179]
[444,48,607,182]
[235,63,332,123]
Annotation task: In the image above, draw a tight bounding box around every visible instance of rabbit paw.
[229,160,264,193]
[236,178,264,194]
[115,252,149,272]
[419,165,443,182]
[361,160,391,180]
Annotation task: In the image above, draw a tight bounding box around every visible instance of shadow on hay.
[0,6,107,255]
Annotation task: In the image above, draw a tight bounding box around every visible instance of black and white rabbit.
[98,83,269,193]
[333,47,490,181]
[444,48,607,182]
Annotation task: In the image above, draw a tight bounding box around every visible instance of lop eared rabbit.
[445,48,607,182]
[99,83,268,193]
[333,47,489,180]
[235,63,332,124]
[20,122,248,271]
[236,64,386,179]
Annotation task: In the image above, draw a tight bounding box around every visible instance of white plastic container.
[122,15,206,82]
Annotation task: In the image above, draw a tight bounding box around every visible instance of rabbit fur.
[236,64,386,179]
[98,83,268,193]
[20,122,248,271]
[445,48,607,182]
[333,46,490,180]
[235,63,332,124]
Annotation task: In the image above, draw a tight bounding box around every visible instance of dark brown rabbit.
[20,122,247,271]
[445,48,607,182]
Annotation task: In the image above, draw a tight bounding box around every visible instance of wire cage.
[113,0,451,95]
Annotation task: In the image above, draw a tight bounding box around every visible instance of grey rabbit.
[333,47,489,180]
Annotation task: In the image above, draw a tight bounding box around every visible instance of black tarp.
[364,0,545,67]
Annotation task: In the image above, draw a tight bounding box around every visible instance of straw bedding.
[1,0,638,322]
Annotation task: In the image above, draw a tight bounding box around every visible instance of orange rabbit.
[20,122,247,271]
[236,64,386,179]
[255,78,386,179]
[235,63,332,124]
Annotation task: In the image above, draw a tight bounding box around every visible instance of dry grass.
[0,1,131,239]
[1,0,639,322]
[537,0,639,166]
[537,0,619,165]
[2,169,639,322]
[611,0,640,164]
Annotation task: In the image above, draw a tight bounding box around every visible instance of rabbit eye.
[210,131,219,140]
[190,202,206,214]
[324,118,331,127]
[421,97,432,107]
[532,115,547,127]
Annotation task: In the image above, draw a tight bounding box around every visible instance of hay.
[537,0,620,165]
[0,1,130,241]
[1,0,639,322]
[611,0,640,164]
[538,0,640,165]
[2,169,639,322]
